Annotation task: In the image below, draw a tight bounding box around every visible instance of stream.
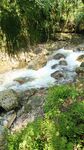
[0,48,84,92]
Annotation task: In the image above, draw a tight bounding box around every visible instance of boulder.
[76,67,84,75]
[11,89,45,132]
[51,64,58,69]
[74,47,84,52]
[53,53,65,60]
[0,90,19,111]
[77,55,84,62]
[51,71,64,79]
[80,62,84,67]
[77,44,84,51]
[59,60,67,66]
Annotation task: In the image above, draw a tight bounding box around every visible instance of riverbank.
[0,33,84,74]
[7,80,84,150]
[0,40,84,133]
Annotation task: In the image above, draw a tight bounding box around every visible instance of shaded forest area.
[0,0,84,54]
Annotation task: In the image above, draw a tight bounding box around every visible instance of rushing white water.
[0,48,83,91]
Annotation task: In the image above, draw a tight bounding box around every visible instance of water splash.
[0,48,83,91]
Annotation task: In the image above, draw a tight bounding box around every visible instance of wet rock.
[77,45,84,51]
[0,125,7,150]
[77,55,84,62]
[0,90,19,111]
[51,71,64,79]
[76,67,84,75]
[73,47,84,52]
[80,62,84,67]
[14,77,34,84]
[51,64,58,69]
[53,53,65,60]
[59,60,67,66]
[75,48,81,52]
[74,47,84,52]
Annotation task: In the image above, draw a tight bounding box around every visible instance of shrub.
[8,84,84,150]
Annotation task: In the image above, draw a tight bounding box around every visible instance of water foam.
[0,48,83,91]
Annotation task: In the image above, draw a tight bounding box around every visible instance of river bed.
[0,48,83,92]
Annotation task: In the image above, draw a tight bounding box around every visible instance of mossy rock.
[0,89,19,111]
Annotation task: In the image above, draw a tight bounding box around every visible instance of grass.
[7,83,84,150]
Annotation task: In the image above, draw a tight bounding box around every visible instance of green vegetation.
[0,0,84,53]
[8,84,84,150]
[0,1,84,149]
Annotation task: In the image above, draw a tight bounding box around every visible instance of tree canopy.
[0,0,84,53]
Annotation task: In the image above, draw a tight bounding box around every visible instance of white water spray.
[0,48,83,91]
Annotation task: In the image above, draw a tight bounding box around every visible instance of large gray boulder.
[0,89,19,111]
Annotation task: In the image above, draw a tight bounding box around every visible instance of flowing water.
[0,48,83,92]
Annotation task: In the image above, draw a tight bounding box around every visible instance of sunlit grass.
[8,83,84,150]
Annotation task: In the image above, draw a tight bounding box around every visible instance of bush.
[7,84,84,150]
[44,85,78,113]
[0,0,84,53]
[0,8,21,53]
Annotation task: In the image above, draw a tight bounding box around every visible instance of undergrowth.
[8,84,84,150]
